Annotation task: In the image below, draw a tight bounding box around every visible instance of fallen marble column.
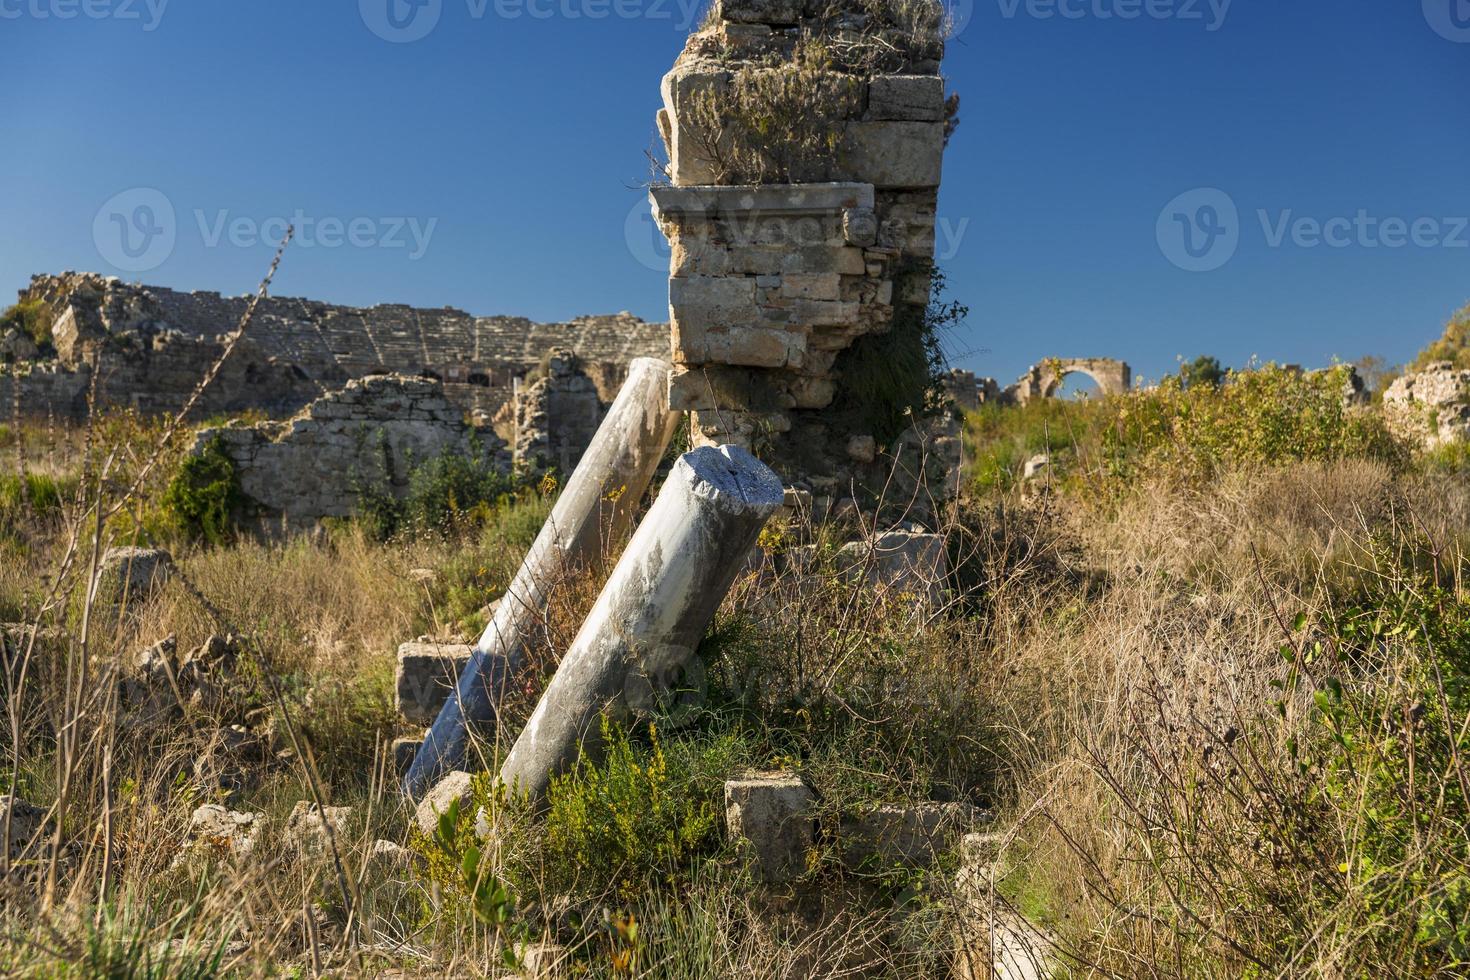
[498,444,784,804]
[404,357,679,800]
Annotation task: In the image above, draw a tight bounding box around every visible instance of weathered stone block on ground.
[415,771,475,836]
[97,547,173,608]
[841,802,980,870]
[724,773,816,883]
[1,795,45,862]
[284,801,352,856]
[837,531,949,611]
[367,838,426,875]
[187,803,260,860]
[518,942,571,978]
[395,641,474,726]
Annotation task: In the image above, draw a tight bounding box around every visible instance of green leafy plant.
[831,265,967,449]
[0,299,53,351]
[429,797,525,969]
[161,436,244,545]
[541,719,722,902]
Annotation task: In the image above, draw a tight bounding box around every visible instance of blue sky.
[2,1,1466,386]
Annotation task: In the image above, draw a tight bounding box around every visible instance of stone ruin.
[1384,361,1470,449]
[193,375,509,530]
[1,272,666,425]
[945,357,1134,408]
[491,348,606,478]
[650,0,960,516]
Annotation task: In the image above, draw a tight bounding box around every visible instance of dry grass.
[2,363,1468,976]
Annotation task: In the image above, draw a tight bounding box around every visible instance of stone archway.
[1008,358,1132,405]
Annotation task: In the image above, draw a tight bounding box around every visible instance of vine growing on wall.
[830,264,967,448]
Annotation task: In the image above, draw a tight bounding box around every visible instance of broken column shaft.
[404,357,680,800]
[497,444,784,804]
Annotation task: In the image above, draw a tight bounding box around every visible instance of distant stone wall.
[3,272,669,422]
[194,376,509,529]
[494,349,607,478]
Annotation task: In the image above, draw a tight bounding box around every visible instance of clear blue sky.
[2,1,1466,385]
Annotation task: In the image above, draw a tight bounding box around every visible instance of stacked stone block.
[653,0,956,509]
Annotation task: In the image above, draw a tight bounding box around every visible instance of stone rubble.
[97,547,174,609]
[724,772,816,884]
[284,801,353,857]
[187,803,261,860]
[1,795,46,862]
[1384,361,1470,449]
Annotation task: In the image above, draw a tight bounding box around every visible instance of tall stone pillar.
[652,2,956,513]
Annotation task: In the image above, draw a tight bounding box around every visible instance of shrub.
[536,719,729,902]
[0,299,53,351]
[161,436,244,545]
[830,265,967,448]
[357,446,516,540]
[1412,300,1470,370]
[967,363,1409,496]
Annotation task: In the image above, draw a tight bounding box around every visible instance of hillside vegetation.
[0,355,1468,977]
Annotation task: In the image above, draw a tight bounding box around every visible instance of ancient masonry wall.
[195,376,511,530]
[1,272,669,422]
[652,0,958,512]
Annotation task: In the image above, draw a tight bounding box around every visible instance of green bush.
[1413,300,1470,371]
[359,447,516,540]
[536,719,732,902]
[161,436,244,545]
[1112,363,1406,479]
[831,265,966,448]
[967,363,1409,496]
[0,299,53,351]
